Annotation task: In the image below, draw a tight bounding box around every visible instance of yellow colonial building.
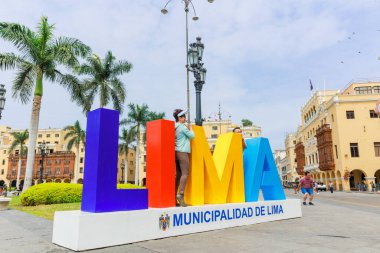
[284,133,299,184]
[0,126,135,188]
[202,119,262,151]
[292,81,380,191]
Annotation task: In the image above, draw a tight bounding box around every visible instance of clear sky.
[1,0,380,149]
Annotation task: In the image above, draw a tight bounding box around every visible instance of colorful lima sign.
[81,108,285,212]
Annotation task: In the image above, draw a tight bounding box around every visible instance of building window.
[130,153,133,157]
[130,170,133,175]
[49,149,54,153]
[55,141,59,144]
[211,134,218,139]
[331,114,334,122]
[80,157,84,163]
[334,145,338,159]
[144,166,146,172]
[1,169,3,175]
[374,142,380,157]
[373,86,380,94]
[46,134,51,138]
[64,167,69,174]
[350,143,359,157]
[130,161,133,165]
[55,168,61,175]
[64,160,70,165]
[38,134,42,138]
[144,155,146,162]
[3,150,6,154]
[2,159,4,165]
[81,148,84,152]
[370,110,379,118]
[354,86,372,94]
[346,111,355,119]
[56,159,61,164]
[55,134,59,137]
[46,159,51,165]
[46,168,51,175]
[212,126,218,131]
[79,167,84,173]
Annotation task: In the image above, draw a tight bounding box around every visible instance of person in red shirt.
[297,171,314,206]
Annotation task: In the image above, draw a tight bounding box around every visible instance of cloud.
[1,0,380,149]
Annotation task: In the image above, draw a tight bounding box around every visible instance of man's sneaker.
[309,202,314,205]
[303,202,307,205]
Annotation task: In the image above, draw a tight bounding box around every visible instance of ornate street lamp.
[120,160,125,184]
[161,0,215,123]
[188,37,207,126]
[38,141,48,184]
[0,84,6,119]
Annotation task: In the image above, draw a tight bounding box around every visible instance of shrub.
[20,183,82,206]
[20,183,144,206]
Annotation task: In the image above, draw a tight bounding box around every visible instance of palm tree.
[64,120,86,183]
[0,17,91,191]
[76,51,132,113]
[118,127,136,183]
[124,103,150,185]
[148,111,166,121]
[9,130,29,190]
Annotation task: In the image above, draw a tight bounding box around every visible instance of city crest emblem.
[159,213,170,231]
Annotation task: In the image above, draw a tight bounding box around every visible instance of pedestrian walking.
[314,182,319,195]
[371,182,375,193]
[329,181,334,193]
[297,171,315,205]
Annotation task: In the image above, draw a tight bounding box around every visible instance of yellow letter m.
[184,126,245,205]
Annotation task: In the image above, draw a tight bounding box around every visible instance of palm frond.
[149,111,166,121]
[76,51,131,112]
[0,53,26,70]
[111,60,133,77]
[51,36,91,67]
[9,130,29,153]
[12,62,35,104]
[36,16,54,51]
[0,22,37,57]
[52,71,88,110]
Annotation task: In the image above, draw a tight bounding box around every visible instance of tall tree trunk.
[124,148,129,184]
[134,126,140,186]
[74,145,79,183]
[23,95,42,192]
[16,147,22,190]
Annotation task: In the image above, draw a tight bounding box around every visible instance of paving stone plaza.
[1,190,379,253]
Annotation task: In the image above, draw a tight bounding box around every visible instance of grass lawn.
[8,183,144,220]
[9,196,81,220]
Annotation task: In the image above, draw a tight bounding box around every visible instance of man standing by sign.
[297,171,314,206]
[173,109,195,207]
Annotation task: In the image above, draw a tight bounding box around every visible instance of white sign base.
[53,199,302,251]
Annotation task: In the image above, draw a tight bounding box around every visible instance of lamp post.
[188,37,207,126]
[38,141,48,184]
[0,84,6,119]
[161,0,214,124]
[120,160,125,184]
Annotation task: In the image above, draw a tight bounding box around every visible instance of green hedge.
[20,183,145,206]
[20,183,83,206]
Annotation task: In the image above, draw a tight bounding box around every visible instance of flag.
[309,79,314,91]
